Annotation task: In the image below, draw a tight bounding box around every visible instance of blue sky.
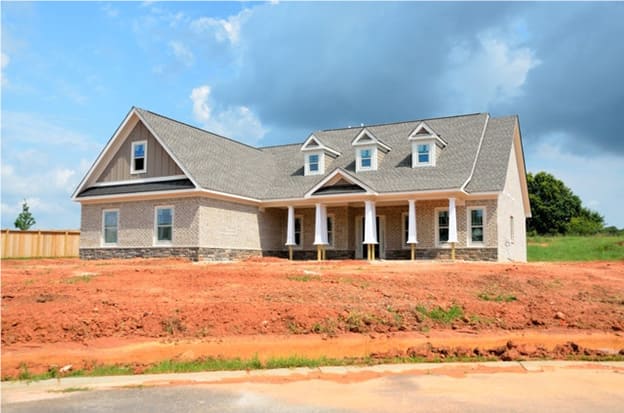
[2,1,623,229]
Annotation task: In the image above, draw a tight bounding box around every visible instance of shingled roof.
[78,108,518,200]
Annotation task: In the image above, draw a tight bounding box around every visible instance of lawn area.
[528,235,624,261]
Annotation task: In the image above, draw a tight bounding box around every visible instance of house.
[72,107,531,262]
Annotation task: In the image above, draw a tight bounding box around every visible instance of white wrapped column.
[407,200,418,244]
[285,206,296,246]
[363,200,378,244]
[313,203,328,245]
[448,197,458,243]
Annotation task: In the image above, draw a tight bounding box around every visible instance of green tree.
[14,200,36,230]
[527,172,604,235]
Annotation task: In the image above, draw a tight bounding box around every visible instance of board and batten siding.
[96,122,183,183]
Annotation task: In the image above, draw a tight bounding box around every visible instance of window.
[417,144,430,164]
[510,216,515,242]
[309,154,319,172]
[437,209,449,244]
[411,140,436,167]
[468,207,485,245]
[294,216,303,247]
[360,149,372,169]
[327,215,334,247]
[131,141,147,174]
[305,152,324,175]
[102,209,118,245]
[155,206,173,244]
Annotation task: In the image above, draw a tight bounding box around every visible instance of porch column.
[363,200,378,261]
[285,206,296,260]
[448,197,458,260]
[407,200,418,260]
[313,203,328,261]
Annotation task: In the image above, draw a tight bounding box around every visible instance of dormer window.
[131,140,147,174]
[360,149,372,169]
[309,154,319,172]
[305,152,324,176]
[301,134,341,176]
[408,122,446,168]
[417,143,431,164]
[352,128,391,173]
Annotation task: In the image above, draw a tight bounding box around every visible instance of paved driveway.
[3,361,624,412]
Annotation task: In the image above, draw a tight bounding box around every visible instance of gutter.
[460,114,490,193]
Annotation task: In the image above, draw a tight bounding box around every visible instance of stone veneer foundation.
[81,247,496,261]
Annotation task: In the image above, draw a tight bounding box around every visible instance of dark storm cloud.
[213,2,624,153]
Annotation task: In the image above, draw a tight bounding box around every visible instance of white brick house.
[73,107,531,261]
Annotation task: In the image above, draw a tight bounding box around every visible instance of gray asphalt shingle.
[134,108,516,200]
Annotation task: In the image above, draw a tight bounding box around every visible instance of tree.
[14,200,36,230]
[527,172,604,235]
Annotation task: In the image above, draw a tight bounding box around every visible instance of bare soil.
[2,258,623,376]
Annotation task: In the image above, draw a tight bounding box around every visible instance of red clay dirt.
[1,258,623,376]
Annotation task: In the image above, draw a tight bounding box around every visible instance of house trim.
[91,175,188,187]
[304,168,377,198]
[301,134,341,157]
[351,128,392,152]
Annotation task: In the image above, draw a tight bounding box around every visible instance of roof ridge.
[135,107,264,153]
[259,142,303,150]
[319,112,486,132]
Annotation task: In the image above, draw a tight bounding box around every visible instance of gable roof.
[75,108,522,202]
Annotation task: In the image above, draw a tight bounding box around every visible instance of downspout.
[460,114,490,194]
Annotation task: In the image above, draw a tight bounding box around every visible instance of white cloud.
[190,9,252,45]
[443,34,541,112]
[1,52,9,86]
[190,84,267,145]
[168,41,194,66]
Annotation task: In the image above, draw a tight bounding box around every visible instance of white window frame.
[304,151,324,176]
[411,140,436,167]
[356,145,377,172]
[154,205,174,245]
[131,140,147,174]
[434,207,450,247]
[101,209,119,246]
[326,213,335,249]
[467,206,486,247]
[294,215,303,249]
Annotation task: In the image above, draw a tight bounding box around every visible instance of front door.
[358,216,384,259]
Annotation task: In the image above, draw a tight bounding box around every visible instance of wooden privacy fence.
[1,229,80,259]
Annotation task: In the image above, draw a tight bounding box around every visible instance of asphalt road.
[3,362,624,413]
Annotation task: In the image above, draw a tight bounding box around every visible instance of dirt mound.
[1,259,623,376]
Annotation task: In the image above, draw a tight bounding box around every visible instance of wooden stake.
[451,242,456,260]
[411,244,415,261]
[317,245,322,261]
[372,244,375,261]
[288,245,293,260]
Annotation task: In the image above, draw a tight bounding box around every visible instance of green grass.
[414,304,464,324]
[528,235,624,262]
[6,352,624,382]
[477,292,517,302]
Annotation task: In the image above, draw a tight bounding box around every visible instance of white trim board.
[91,175,188,187]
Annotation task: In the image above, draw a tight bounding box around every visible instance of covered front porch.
[268,195,498,262]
